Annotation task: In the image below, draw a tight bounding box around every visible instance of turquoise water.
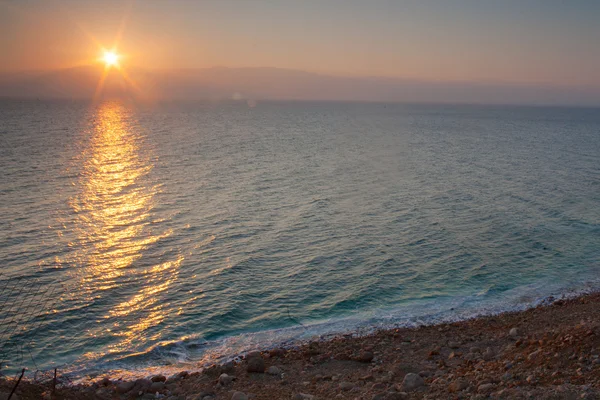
[0,100,599,376]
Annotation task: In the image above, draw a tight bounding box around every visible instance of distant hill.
[1,65,599,106]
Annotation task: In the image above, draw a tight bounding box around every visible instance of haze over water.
[1,100,599,375]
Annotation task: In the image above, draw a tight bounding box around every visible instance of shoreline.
[2,291,599,399]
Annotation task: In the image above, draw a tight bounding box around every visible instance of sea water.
[0,100,599,376]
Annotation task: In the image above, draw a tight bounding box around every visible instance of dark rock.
[221,361,235,373]
[358,350,374,362]
[478,383,495,393]
[149,381,165,393]
[401,373,425,391]
[151,374,167,382]
[116,381,135,394]
[247,356,265,373]
[129,378,151,395]
[231,392,248,400]
[384,393,409,400]
[218,373,234,385]
[448,379,468,392]
[267,366,282,375]
[293,394,315,400]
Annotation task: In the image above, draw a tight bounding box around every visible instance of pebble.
[221,361,235,373]
[483,347,495,361]
[218,373,234,385]
[478,383,495,393]
[99,377,111,386]
[358,350,375,362]
[402,373,426,391]
[267,366,282,375]
[247,356,265,373]
[448,379,468,392]
[133,378,152,393]
[231,392,248,400]
[528,350,541,361]
[116,381,135,394]
[384,393,409,400]
[149,381,165,392]
[509,328,520,338]
[246,351,261,358]
[151,374,167,382]
[293,394,315,400]
[339,381,355,391]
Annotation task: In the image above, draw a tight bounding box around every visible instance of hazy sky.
[1,0,599,87]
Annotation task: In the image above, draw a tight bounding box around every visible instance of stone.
[218,373,234,385]
[132,378,152,394]
[116,381,135,394]
[99,376,111,386]
[231,392,248,400]
[269,348,286,358]
[221,361,235,373]
[178,371,189,378]
[267,366,282,375]
[448,341,461,349]
[509,328,520,338]
[384,393,409,400]
[470,346,482,354]
[528,350,541,361]
[339,381,354,391]
[401,373,425,391]
[293,394,315,400]
[478,383,495,393]
[483,347,495,361]
[196,391,215,399]
[247,356,265,373]
[448,379,469,392]
[358,350,374,362]
[151,374,167,382]
[246,350,261,358]
[149,381,165,392]
[166,373,182,384]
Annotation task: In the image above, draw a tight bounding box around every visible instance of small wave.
[64,274,600,380]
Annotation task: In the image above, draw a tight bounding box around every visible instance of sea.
[0,99,599,377]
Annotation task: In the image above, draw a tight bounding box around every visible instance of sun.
[102,51,119,67]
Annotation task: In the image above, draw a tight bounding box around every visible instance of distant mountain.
[1,65,599,106]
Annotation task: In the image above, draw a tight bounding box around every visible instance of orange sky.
[1,0,599,88]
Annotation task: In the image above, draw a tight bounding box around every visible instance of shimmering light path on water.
[0,101,599,375]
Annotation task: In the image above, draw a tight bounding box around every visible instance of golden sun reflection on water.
[70,101,181,356]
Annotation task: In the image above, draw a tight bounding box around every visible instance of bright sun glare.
[103,51,119,67]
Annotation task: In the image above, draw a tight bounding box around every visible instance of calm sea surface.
[1,100,599,376]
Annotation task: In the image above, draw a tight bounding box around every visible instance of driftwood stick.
[8,368,25,400]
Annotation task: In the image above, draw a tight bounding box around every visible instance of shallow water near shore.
[1,100,599,377]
